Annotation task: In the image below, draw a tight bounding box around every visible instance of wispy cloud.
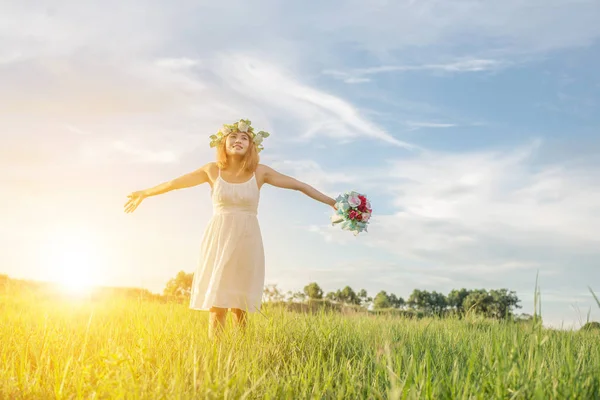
[211,54,418,150]
[154,57,201,70]
[1,49,417,168]
[323,59,505,83]
[406,121,457,129]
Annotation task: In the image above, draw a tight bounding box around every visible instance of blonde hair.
[216,137,260,174]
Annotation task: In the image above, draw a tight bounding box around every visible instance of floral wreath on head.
[209,118,270,153]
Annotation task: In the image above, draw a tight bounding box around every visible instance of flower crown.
[209,119,270,153]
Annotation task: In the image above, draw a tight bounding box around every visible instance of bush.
[580,321,600,332]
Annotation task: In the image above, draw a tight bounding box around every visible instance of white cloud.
[305,139,600,326]
[344,77,373,84]
[2,0,598,160]
[3,1,599,70]
[211,54,417,149]
[323,59,506,83]
[382,140,600,243]
[154,57,201,70]
[406,121,457,129]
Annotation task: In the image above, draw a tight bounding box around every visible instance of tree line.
[1,271,522,320]
[5,272,600,330]
[164,271,523,320]
[265,282,522,320]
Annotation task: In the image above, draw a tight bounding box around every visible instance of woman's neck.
[226,156,245,174]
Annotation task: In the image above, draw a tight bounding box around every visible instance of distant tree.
[461,288,521,320]
[463,289,493,316]
[373,291,392,309]
[447,288,471,314]
[263,284,285,302]
[304,282,323,300]
[407,289,431,311]
[428,291,448,316]
[388,293,405,309]
[325,291,338,302]
[358,289,373,308]
[488,289,521,319]
[163,270,193,298]
[339,286,361,306]
[292,290,306,302]
[407,289,447,315]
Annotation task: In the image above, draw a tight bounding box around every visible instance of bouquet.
[331,191,372,235]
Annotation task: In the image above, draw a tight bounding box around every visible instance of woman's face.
[224,131,251,156]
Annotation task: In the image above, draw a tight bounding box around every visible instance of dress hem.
[189,304,262,313]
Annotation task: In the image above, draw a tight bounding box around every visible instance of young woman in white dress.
[124,119,337,340]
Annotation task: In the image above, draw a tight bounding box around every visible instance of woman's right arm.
[124,163,212,213]
[144,163,211,197]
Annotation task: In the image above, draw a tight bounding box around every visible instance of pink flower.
[361,212,371,221]
[348,194,361,208]
[348,210,358,220]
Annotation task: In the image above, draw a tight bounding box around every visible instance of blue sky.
[1,0,599,328]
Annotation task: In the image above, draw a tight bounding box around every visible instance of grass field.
[2,291,599,399]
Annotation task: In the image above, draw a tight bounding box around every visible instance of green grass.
[1,292,599,399]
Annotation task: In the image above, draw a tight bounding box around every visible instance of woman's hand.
[124,190,147,213]
[123,163,213,214]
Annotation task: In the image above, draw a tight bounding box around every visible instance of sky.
[1,0,599,329]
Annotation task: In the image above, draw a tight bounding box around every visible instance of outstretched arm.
[262,165,337,209]
[124,163,212,213]
[143,164,210,197]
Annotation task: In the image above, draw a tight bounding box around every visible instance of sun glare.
[41,227,105,295]
[54,248,96,294]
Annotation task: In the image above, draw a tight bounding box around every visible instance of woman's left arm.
[262,165,337,209]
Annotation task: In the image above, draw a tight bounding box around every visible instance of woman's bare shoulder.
[256,163,274,173]
[202,161,218,172]
[200,162,219,182]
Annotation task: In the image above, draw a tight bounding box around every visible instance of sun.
[53,248,97,294]
[41,227,104,295]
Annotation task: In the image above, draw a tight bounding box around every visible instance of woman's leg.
[209,307,227,340]
[231,308,248,330]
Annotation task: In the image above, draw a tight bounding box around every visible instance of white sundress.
[189,168,265,313]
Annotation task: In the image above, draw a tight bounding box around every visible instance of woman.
[124,119,337,340]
